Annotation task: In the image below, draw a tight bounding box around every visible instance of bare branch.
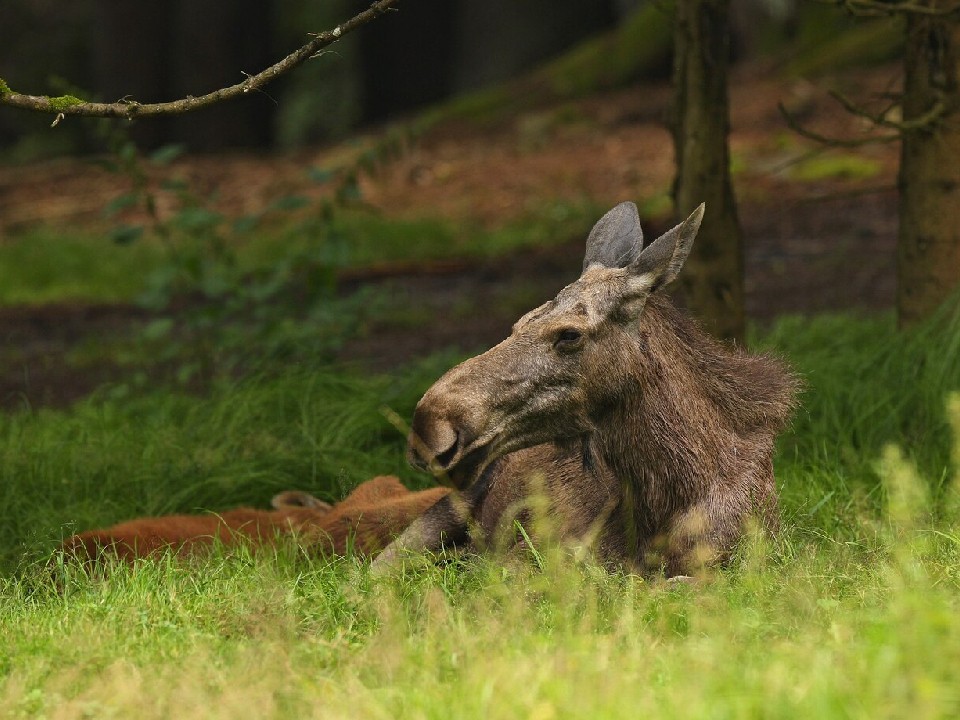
[798,183,897,203]
[829,89,947,131]
[0,0,400,119]
[777,102,900,147]
[779,79,947,147]
[828,0,960,16]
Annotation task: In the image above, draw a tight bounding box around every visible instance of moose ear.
[627,203,704,294]
[582,201,644,272]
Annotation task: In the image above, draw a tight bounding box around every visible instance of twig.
[0,0,399,119]
[797,184,898,203]
[830,0,960,16]
[829,89,946,132]
[778,102,899,147]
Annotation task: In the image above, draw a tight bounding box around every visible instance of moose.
[373,201,798,576]
[60,201,797,578]
[59,476,449,564]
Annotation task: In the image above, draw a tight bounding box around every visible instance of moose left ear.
[582,201,644,272]
[628,203,704,294]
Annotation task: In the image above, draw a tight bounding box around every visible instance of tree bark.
[670,0,745,344]
[898,13,960,326]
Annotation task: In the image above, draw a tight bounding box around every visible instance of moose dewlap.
[377,201,799,577]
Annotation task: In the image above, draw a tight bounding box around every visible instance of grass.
[4,510,960,717]
[0,201,600,307]
[0,228,165,305]
[0,357,459,573]
[0,299,957,717]
[1,210,959,716]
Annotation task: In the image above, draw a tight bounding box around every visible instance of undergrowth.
[0,295,958,717]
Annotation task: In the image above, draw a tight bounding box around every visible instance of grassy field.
[1,218,959,717]
[0,201,600,306]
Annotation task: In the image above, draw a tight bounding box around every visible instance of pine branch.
[0,0,400,121]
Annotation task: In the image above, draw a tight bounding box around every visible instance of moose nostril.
[434,430,460,468]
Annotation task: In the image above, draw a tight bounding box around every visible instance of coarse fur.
[59,476,450,565]
[375,201,799,576]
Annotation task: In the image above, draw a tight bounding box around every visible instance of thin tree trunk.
[898,14,960,326]
[671,0,745,344]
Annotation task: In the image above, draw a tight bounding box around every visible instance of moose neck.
[589,295,789,519]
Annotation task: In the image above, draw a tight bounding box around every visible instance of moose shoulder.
[375,201,798,576]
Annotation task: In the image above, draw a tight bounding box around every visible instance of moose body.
[376,202,798,576]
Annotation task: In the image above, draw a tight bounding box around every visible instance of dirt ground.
[0,63,903,410]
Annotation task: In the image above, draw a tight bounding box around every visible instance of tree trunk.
[898,14,960,326]
[670,0,745,344]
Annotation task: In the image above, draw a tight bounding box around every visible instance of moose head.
[407,201,705,489]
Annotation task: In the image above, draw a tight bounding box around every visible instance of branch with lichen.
[0,0,399,121]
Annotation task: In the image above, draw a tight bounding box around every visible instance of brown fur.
[375,203,799,576]
[59,476,450,565]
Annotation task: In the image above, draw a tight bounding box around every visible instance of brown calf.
[59,476,449,564]
[375,202,799,576]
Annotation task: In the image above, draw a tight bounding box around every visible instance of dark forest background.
[1,0,651,155]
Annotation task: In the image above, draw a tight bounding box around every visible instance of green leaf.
[307,167,334,184]
[109,224,144,245]
[173,207,223,233]
[103,193,139,218]
[269,195,310,212]
[233,215,261,235]
[161,178,189,192]
[118,142,137,164]
[149,144,186,166]
[336,178,362,204]
[142,318,174,341]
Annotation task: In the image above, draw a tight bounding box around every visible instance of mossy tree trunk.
[898,13,960,326]
[670,0,745,344]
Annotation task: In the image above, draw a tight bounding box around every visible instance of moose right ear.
[628,203,704,294]
[582,201,644,272]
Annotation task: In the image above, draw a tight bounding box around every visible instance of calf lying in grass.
[60,476,450,564]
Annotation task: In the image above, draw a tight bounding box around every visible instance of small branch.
[830,0,960,16]
[829,90,946,132]
[779,79,947,145]
[798,183,898,203]
[777,102,899,147]
[0,0,399,119]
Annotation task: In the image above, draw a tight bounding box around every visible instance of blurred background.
[4,0,959,568]
[0,0,915,407]
[3,0,642,154]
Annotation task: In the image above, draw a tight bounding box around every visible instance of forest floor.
[0,61,903,410]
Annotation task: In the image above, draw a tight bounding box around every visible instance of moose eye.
[553,328,584,351]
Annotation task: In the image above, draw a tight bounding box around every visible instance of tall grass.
[0,357,451,573]
[762,300,960,535]
[0,305,958,718]
[5,502,960,718]
[0,202,598,307]
[0,228,164,304]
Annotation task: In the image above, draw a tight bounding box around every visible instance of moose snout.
[407,358,496,486]
[407,409,466,473]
